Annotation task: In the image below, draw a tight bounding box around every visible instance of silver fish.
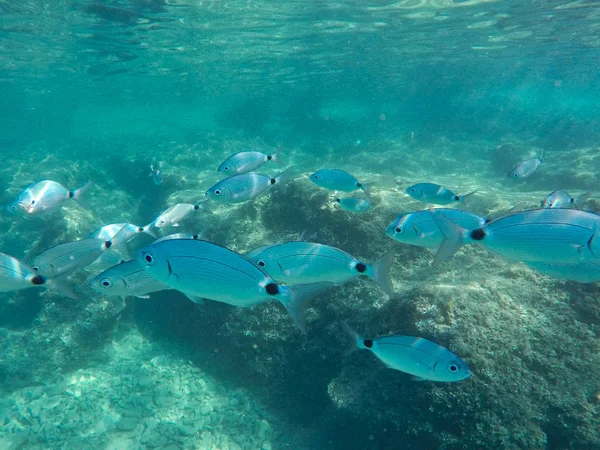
[342,322,471,382]
[508,151,543,179]
[541,191,591,209]
[0,251,77,298]
[309,169,373,197]
[89,222,156,242]
[151,203,201,228]
[29,238,113,279]
[90,259,170,298]
[431,208,600,266]
[137,239,332,332]
[149,164,163,185]
[245,242,395,297]
[333,197,372,212]
[8,180,92,217]
[218,146,281,175]
[405,183,476,205]
[205,168,294,204]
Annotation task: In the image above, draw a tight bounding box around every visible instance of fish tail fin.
[361,182,376,202]
[141,222,158,238]
[279,281,332,333]
[574,192,592,208]
[370,250,395,298]
[274,167,295,185]
[430,210,469,265]
[459,190,477,203]
[341,321,364,355]
[539,149,544,162]
[45,277,79,300]
[271,145,282,164]
[71,181,93,208]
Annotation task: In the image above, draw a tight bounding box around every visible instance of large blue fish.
[508,151,543,179]
[218,147,280,175]
[206,169,293,203]
[405,183,475,205]
[309,169,373,197]
[137,239,332,332]
[431,208,600,266]
[245,242,395,297]
[342,322,471,382]
[386,209,487,249]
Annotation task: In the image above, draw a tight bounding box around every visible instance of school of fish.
[4,148,590,383]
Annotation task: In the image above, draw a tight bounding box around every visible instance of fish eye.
[32,266,39,272]
[144,254,154,264]
[313,175,318,179]
[101,278,112,288]
[31,200,35,205]
[214,190,221,195]
[512,173,519,178]
[395,227,402,233]
[257,260,266,267]
[409,188,415,193]
[447,362,460,373]
[224,167,229,171]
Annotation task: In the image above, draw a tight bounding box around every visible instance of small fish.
[333,197,372,213]
[29,238,114,279]
[508,151,543,179]
[309,169,373,197]
[342,322,471,382]
[218,146,281,175]
[205,168,294,204]
[151,203,202,228]
[137,239,333,332]
[431,208,600,266]
[386,209,488,249]
[8,180,92,217]
[153,232,203,243]
[525,260,600,283]
[541,191,591,209]
[149,164,163,185]
[89,222,156,242]
[0,251,77,298]
[90,259,170,298]
[245,242,395,297]
[405,183,475,205]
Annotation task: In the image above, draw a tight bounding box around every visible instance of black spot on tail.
[356,262,367,273]
[335,198,341,203]
[267,155,272,160]
[265,283,279,295]
[455,195,460,201]
[31,275,45,285]
[104,240,112,249]
[194,205,200,210]
[270,178,276,185]
[471,228,486,240]
[357,182,363,188]
[364,339,373,348]
[68,191,75,199]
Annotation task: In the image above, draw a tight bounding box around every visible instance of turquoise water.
[2,0,600,449]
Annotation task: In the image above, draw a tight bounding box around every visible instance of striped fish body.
[247,241,365,285]
[470,209,600,263]
[368,335,470,382]
[89,223,128,240]
[0,252,46,292]
[336,198,372,212]
[309,169,362,192]
[218,150,276,175]
[29,238,108,278]
[206,173,274,203]
[16,180,71,215]
[387,209,487,248]
[406,183,460,205]
[525,260,600,283]
[90,259,169,297]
